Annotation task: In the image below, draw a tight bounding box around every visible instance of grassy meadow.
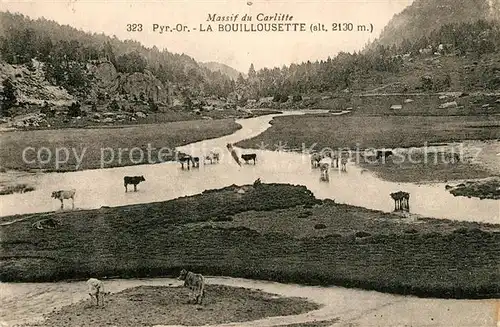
[0,119,240,171]
[236,114,500,182]
[1,183,499,299]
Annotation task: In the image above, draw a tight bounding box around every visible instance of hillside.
[201,62,245,81]
[373,0,492,48]
[0,11,238,123]
[3,5,500,121]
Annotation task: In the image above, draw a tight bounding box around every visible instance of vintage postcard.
[0,0,499,326]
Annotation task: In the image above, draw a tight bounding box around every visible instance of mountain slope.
[374,0,491,47]
[201,62,245,81]
[0,11,235,103]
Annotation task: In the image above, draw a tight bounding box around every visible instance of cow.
[340,157,348,172]
[319,163,330,182]
[310,153,323,168]
[376,150,393,161]
[87,278,110,307]
[51,189,76,210]
[124,176,145,192]
[191,157,200,168]
[241,153,257,164]
[178,269,205,304]
[204,151,220,164]
[179,155,193,170]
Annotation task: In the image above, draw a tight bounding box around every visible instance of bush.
[108,99,120,111]
[298,210,312,218]
[314,223,327,229]
[67,102,82,117]
[148,98,159,112]
[355,231,372,238]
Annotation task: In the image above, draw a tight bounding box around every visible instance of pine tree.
[237,73,246,85]
[248,63,256,79]
[1,78,16,116]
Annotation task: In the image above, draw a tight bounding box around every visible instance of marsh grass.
[1,184,498,299]
[0,183,35,195]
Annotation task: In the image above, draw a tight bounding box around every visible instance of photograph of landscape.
[0,0,499,326]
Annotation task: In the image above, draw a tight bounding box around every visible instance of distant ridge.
[373,0,492,48]
[201,62,246,81]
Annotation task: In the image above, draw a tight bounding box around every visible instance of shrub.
[355,231,372,238]
[107,99,120,111]
[67,102,82,117]
[314,223,327,229]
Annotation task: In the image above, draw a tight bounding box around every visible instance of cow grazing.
[178,269,205,304]
[124,176,145,192]
[241,153,257,164]
[51,189,76,210]
[87,278,110,307]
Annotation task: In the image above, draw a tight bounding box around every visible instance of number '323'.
[127,24,143,32]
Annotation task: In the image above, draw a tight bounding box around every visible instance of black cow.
[124,175,145,192]
[376,150,393,161]
[179,156,192,170]
[241,153,257,164]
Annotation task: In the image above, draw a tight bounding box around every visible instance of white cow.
[319,157,333,167]
[51,189,76,210]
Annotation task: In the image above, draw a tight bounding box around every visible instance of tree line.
[1,10,500,112]
[239,19,500,98]
[0,12,235,98]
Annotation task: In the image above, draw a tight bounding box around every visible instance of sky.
[0,0,413,72]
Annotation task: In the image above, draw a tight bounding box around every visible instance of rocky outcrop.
[0,61,75,106]
[120,70,171,104]
[87,61,172,105]
[87,61,119,92]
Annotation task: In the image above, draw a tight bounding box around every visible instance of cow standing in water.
[191,157,200,168]
[241,153,257,164]
[124,176,145,192]
[376,150,393,162]
[204,151,220,164]
[51,189,76,210]
[179,155,193,170]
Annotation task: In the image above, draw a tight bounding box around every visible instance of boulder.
[438,101,458,109]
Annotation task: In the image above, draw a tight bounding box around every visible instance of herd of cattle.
[49,147,397,209]
[48,147,407,310]
[86,269,205,307]
[310,149,395,182]
[49,144,260,209]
